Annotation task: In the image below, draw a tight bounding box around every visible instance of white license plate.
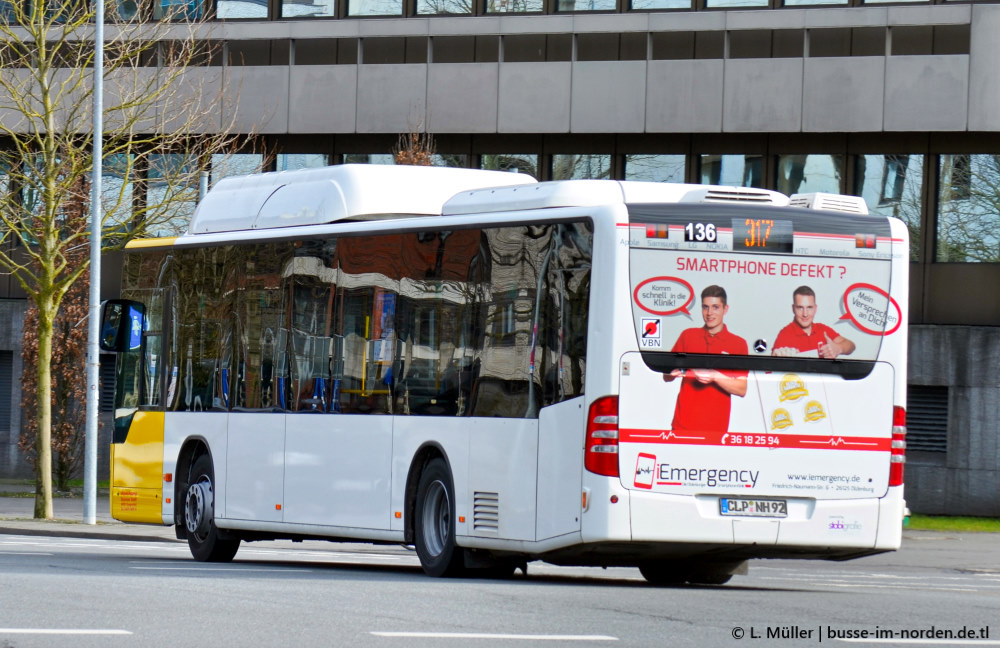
[720,498,788,518]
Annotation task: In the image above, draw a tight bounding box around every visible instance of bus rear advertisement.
[101,165,908,585]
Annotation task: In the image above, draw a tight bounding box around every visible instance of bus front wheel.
[414,458,465,577]
[185,454,240,563]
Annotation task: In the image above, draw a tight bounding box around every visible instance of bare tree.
[393,131,436,166]
[0,0,258,518]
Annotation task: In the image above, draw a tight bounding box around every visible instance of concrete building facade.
[0,0,998,514]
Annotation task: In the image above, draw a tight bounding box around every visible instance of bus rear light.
[585,396,620,477]
[889,406,906,487]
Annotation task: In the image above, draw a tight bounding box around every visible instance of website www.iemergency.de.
[771,473,877,494]
[787,473,855,484]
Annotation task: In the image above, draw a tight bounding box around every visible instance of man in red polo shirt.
[663,285,748,434]
[772,285,855,359]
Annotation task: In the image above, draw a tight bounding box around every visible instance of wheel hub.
[186,480,213,537]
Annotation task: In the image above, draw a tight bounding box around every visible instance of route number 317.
[684,222,717,242]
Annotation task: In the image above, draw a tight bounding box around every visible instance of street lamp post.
[84,0,105,526]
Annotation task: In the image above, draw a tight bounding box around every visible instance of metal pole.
[84,0,105,525]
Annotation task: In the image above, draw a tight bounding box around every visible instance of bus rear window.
[627,204,900,378]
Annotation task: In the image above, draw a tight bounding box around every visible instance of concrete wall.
[186,4,997,138]
[907,325,1000,516]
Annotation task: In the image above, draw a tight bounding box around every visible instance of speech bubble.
[633,276,694,316]
[840,283,901,336]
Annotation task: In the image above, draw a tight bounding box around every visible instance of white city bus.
[101,164,908,584]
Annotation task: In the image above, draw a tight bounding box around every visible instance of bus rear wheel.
[414,458,465,577]
[185,454,240,563]
[638,561,689,586]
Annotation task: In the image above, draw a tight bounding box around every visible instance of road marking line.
[0,629,132,636]
[0,551,53,556]
[371,633,618,641]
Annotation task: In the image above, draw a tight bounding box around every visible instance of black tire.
[687,563,737,586]
[414,458,465,577]
[638,560,690,586]
[185,454,240,563]
[688,570,734,586]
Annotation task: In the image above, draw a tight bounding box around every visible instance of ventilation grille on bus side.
[701,189,779,204]
[473,491,499,534]
[789,193,869,215]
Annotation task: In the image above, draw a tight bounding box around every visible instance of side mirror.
[100,299,145,352]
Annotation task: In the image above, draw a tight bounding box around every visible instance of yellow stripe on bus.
[125,237,178,250]
[110,411,165,524]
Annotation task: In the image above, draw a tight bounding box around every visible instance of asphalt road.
[0,530,997,648]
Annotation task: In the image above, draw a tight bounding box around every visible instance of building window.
[215,0,263,19]
[854,154,923,262]
[102,154,136,231]
[705,0,767,8]
[278,154,330,171]
[343,154,395,165]
[936,154,1000,263]
[557,0,616,11]
[145,153,200,237]
[348,0,404,16]
[430,155,470,168]
[155,0,206,20]
[631,0,691,9]
[211,153,265,187]
[699,154,764,189]
[480,154,539,179]
[486,0,544,12]
[552,155,612,180]
[418,0,473,13]
[775,154,843,196]
[283,0,335,18]
[624,154,686,183]
[784,0,846,5]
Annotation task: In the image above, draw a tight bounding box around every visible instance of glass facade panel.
[102,154,135,231]
[631,0,691,9]
[776,154,843,196]
[277,154,330,172]
[699,154,764,188]
[348,0,404,16]
[145,153,200,237]
[431,154,470,168]
[343,154,395,165]
[211,154,265,188]
[855,154,923,262]
[557,0,616,10]
[783,0,845,5]
[418,0,473,13]
[486,0,544,12]
[624,154,686,183]
[480,154,538,179]
[937,154,1000,263]
[705,0,766,8]
[552,154,612,180]
[282,0,335,17]
[214,0,264,19]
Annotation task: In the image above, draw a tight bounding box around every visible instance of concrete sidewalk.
[0,487,179,543]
